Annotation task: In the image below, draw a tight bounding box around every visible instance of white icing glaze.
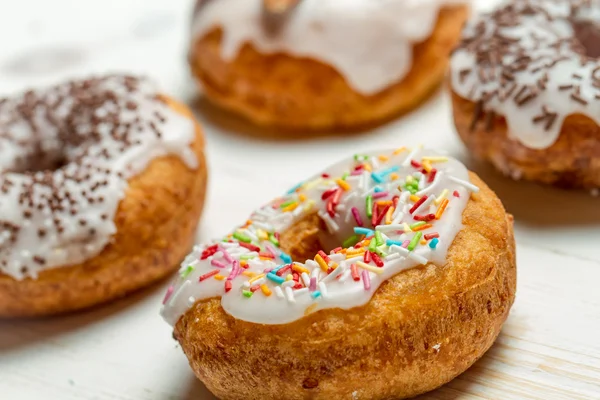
[192,0,469,95]
[0,75,197,280]
[161,147,478,326]
[451,0,600,149]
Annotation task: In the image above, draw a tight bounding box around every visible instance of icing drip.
[192,0,469,95]
[451,0,600,149]
[0,75,197,279]
[161,147,478,326]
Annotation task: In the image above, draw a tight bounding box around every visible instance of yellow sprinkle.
[363,163,372,172]
[292,264,309,274]
[259,256,273,261]
[434,189,448,205]
[245,219,253,226]
[378,155,389,162]
[286,274,293,281]
[256,229,269,240]
[420,240,427,245]
[242,271,257,277]
[214,274,226,281]
[356,261,384,274]
[299,194,307,202]
[393,147,407,155]
[422,160,433,173]
[410,194,420,202]
[376,200,393,206]
[422,156,448,163]
[260,284,272,296]
[330,262,339,270]
[406,176,414,184]
[249,273,266,284]
[386,206,393,225]
[282,202,298,212]
[304,178,323,190]
[436,199,449,220]
[403,223,412,232]
[315,254,329,272]
[336,179,351,191]
[346,250,365,258]
[390,173,399,181]
[305,200,315,212]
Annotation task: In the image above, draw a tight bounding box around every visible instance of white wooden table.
[1,1,599,399]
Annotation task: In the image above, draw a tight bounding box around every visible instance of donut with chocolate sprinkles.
[450,0,600,190]
[0,75,208,317]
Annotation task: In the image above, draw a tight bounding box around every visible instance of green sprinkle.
[408,232,423,251]
[342,172,349,180]
[242,290,253,298]
[368,238,377,252]
[240,254,257,260]
[375,231,384,246]
[343,234,361,248]
[233,231,251,243]
[354,154,368,161]
[410,221,426,230]
[375,246,388,257]
[180,265,194,278]
[269,232,280,246]
[366,195,373,218]
[280,199,295,209]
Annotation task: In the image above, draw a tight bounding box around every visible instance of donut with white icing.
[0,75,207,317]
[162,147,516,399]
[190,0,470,130]
[451,0,600,189]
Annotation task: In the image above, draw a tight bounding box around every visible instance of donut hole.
[571,19,600,59]
[278,213,332,263]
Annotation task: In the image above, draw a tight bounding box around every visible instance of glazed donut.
[162,147,516,400]
[0,75,207,317]
[451,0,600,190]
[190,0,470,130]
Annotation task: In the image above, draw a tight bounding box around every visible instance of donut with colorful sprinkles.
[451,0,600,189]
[162,147,516,399]
[0,75,207,317]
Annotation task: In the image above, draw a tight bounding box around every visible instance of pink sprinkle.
[211,259,227,268]
[219,246,234,263]
[402,240,410,248]
[351,169,363,176]
[373,191,389,199]
[264,243,278,257]
[310,277,317,291]
[453,190,460,197]
[351,207,364,227]
[162,286,174,305]
[362,270,371,290]
[227,260,239,280]
[264,267,273,273]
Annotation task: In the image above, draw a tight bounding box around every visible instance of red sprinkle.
[364,251,371,263]
[321,188,337,200]
[276,264,292,276]
[250,285,260,292]
[414,213,436,222]
[292,272,300,282]
[409,195,428,214]
[375,204,391,226]
[322,173,330,178]
[293,283,304,289]
[351,264,360,281]
[410,160,422,169]
[225,281,232,292]
[371,205,379,227]
[424,232,440,240]
[318,250,331,262]
[239,242,260,252]
[392,195,399,208]
[453,190,460,197]
[332,246,343,253]
[327,200,335,218]
[200,244,218,260]
[371,253,384,267]
[428,169,438,183]
[199,269,220,282]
